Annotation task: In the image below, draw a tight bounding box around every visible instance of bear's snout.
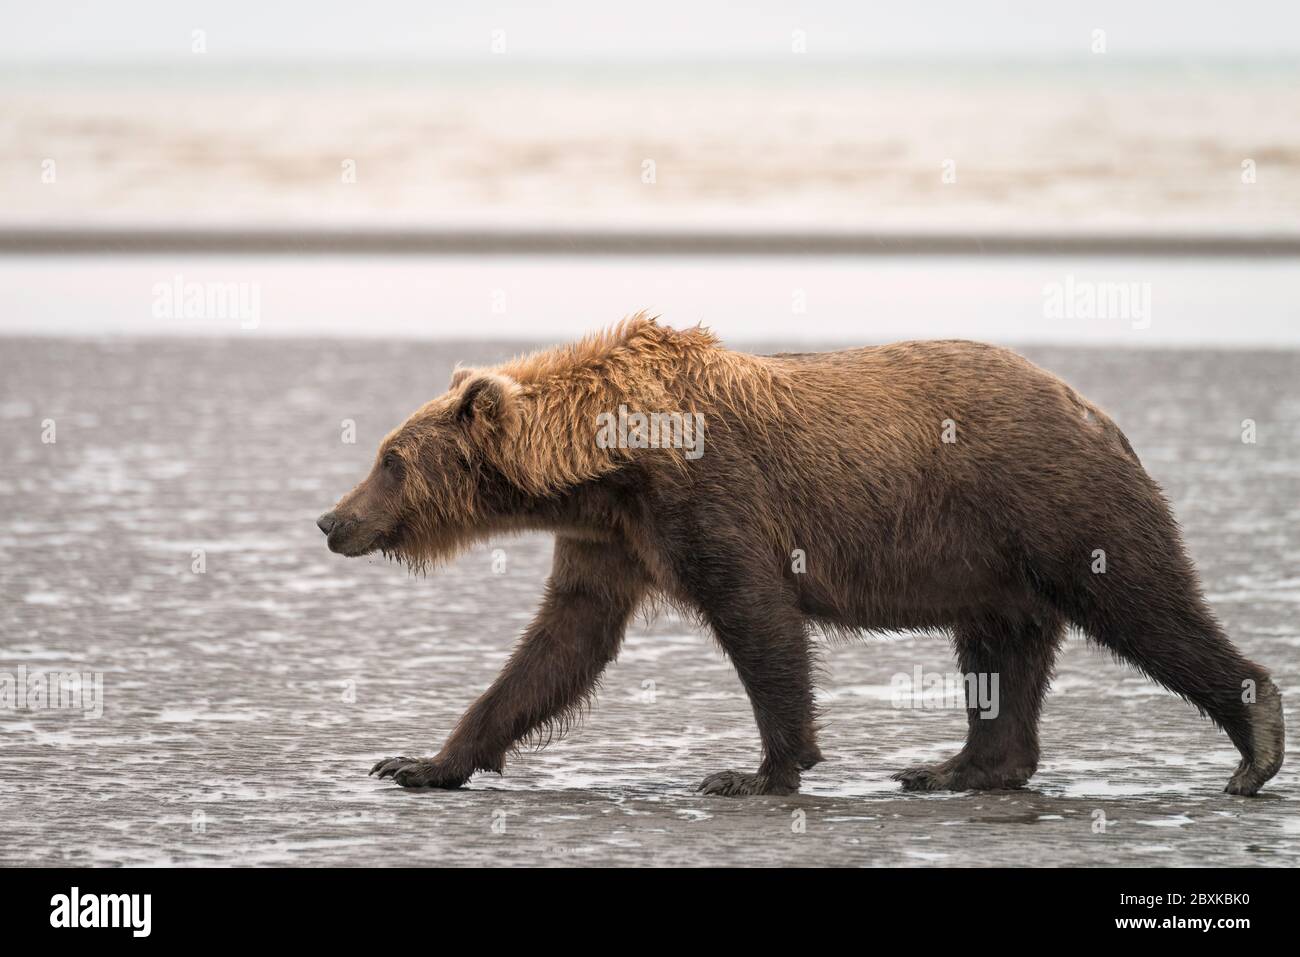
[318,509,385,557]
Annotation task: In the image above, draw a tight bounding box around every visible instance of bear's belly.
[794,557,1030,632]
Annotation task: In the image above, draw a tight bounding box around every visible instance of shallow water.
[0,338,1296,866]
[3,254,1299,346]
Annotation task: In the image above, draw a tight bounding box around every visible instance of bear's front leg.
[370,538,646,789]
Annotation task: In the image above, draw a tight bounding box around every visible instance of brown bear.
[318,316,1284,797]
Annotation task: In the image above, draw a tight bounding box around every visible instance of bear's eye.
[382,452,401,473]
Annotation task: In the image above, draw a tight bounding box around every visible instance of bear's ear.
[454,372,520,430]
[448,366,475,390]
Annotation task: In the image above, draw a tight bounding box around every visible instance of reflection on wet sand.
[0,338,1295,865]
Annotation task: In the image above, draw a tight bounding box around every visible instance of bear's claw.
[370,756,418,779]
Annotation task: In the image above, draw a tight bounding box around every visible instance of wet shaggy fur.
[320,315,1285,797]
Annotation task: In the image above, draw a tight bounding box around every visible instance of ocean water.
[0,336,1296,866]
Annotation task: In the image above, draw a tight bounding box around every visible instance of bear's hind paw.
[697,769,797,797]
[1224,758,1281,797]
[892,760,1032,793]
[892,764,953,792]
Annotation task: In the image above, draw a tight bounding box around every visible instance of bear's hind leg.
[695,599,821,797]
[1064,562,1284,796]
[894,611,1063,792]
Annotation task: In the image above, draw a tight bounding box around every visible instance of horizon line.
[4,226,1300,258]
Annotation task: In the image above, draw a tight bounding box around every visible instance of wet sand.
[0,338,1296,866]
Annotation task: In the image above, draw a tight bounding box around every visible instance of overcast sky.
[4,0,1300,61]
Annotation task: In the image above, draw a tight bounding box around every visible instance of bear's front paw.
[394,760,467,789]
[697,769,797,797]
[369,756,467,789]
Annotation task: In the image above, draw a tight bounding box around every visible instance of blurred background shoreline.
[5,58,1299,236]
[4,54,1298,345]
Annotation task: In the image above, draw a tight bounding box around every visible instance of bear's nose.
[317,512,338,536]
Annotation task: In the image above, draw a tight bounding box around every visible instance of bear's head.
[317,368,522,567]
